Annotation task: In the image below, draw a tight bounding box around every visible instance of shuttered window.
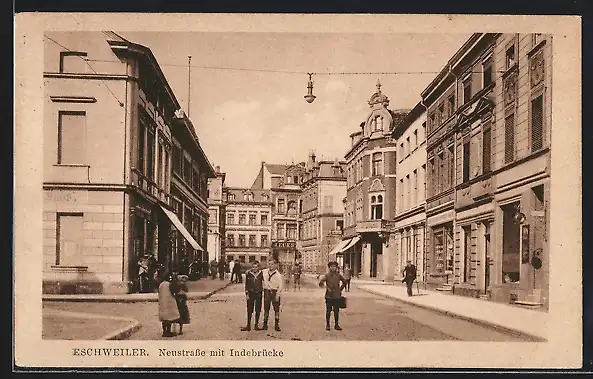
[482,125,492,173]
[504,114,515,164]
[531,95,544,152]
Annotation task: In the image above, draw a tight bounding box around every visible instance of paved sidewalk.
[357,284,548,342]
[42,278,234,303]
[43,308,140,340]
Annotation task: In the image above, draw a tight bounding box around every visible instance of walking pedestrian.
[343,264,352,292]
[293,262,302,291]
[218,259,226,281]
[262,259,283,332]
[233,259,243,283]
[209,259,217,279]
[240,261,264,331]
[318,261,346,331]
[401,260,417,297]
[229,259,236,283]
[172,274,190,335]
[158,272,180,337]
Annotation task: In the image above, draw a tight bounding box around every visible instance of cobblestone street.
[43,277,527,341]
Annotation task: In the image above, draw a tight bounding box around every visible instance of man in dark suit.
[401,260,417,297]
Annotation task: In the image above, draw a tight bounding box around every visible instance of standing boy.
[262,258,283,331]
[318,261,346,331]
[241,261,264,331]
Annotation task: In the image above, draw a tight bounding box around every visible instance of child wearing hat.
[318,261,347,331]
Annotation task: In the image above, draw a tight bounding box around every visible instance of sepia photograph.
[14,13,582,368]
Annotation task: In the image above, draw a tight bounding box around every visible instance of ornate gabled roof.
[368,79,389,107]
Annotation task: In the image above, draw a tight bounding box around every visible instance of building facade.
[223,188,272,264]
[342,81,409,280]
[299,152,347,273]
[392,103,427,283]
[42,31,214,294]
[422,33,551,309]
[207,166,226,262]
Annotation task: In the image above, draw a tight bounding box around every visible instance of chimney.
[215,165,221,174]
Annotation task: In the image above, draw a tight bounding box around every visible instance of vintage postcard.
[14,13,582,369]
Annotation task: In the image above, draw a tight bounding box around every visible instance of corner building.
[342,82,409,280]
[43,32,214,294]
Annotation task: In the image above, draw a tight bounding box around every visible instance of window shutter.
[504,114,515,164]
[531,95,544,152]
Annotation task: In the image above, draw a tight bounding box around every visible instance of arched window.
[371,195,383,220]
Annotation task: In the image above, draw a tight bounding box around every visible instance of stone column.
[362,242,371,278]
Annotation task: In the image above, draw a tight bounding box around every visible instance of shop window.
[57,111,86,165]
[59,51,87,73]
[56,213,84,266]
[531,95,544,152]
[502,203,520,283]
[504,114,515,164]
[462,226,472,283]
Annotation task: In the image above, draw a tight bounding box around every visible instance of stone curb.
[356,285,547,343]
[102,320,142,340]
[42,281,234,303]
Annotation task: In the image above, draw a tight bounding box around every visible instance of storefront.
[425,210,455,289]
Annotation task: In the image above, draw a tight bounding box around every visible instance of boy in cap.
[318,261,346,331]
[241,261,264,331]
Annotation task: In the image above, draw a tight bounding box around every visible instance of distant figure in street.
[218,259,226,281]
[158,273,180,337]
[401,260,417,297]
[188,258,201,281]
[229,260,236,282]
[171,274,190,335]
[342,264,352,292]
[293,262,302,291]
[241,261,264,331]
[209,259,218,279]
[318,261,346,331]
[137,256,150,293]
[233,260,243,283]
[262,259,283,331]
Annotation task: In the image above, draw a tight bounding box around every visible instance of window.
[146,129,155,180]
[463,140,471,183]
[504,114,515,164]
[405,175,410,209]
[226,233,235,247]
[277,199,285,213]
[238,234,246,247]
[406,137,411,155]
[462,226,472,283]
[59,51,87,73]
[261,234,268,247]
[531,95,544,152]
[483,57,493,87]
[299,200,303,213]
[438,151,445,193]
[428,158,435,198]
[370,195,383,220]
[482,123,492,173]
[183,157,191,184]
[287,224,297,240]
[227,193,235,201]
[260,214,268,225]
[448,95,455,117]
[293,176,299,183]
[286,176,293,184]
[277,223,285,239]
[505,44,516,70]
[412,169,418,207]
[192,167,200,194]
[238,213,246,225]
[372,152,383,176]
[399,143,404,160]
[448,145,455,188]
[421,164,426,202]
[413,130,418,149]
[533,33,544,46]
[248,234,256,247]
[249,214,256,225]
[463,76,472,104]
[209,209,217,224]
[57,111,86,164]
[288,201,297,214]
[438,104,445,125]
[323,196,334,212]
[262,194,269,201]
[172,144,181,175]
[56,213,84,266]
[422,122,426,140]
[429,113,436,133]
[533,185,545,211]
[336,220,344,230]
[243,192,254,201]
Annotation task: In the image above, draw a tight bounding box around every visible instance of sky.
[119,32,471,187]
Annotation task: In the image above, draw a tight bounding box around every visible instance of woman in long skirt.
[158,273,180,337]
[172,275,190,335]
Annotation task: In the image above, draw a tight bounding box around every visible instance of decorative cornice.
[44,72,133,81]
[50,96,97,103]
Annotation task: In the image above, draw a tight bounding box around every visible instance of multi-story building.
[300,152,347,273]
[42,31,215,294]
[223,187,272,265]
[392,102,427,283]
[207,166,226,262]
[422,33,551,309]
[341,81,409,280]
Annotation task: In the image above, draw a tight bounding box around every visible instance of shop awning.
[340,236,361,252]
[328,239,352,258]
[160,205,204,251]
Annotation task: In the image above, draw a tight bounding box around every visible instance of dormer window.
[227,193,235,201]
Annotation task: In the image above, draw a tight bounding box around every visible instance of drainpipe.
[122,59,136,290]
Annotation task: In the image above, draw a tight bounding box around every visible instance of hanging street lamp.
[304,73,316,103]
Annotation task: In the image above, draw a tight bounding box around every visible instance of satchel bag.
[336,296,347,309]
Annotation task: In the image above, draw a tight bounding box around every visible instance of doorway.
[502,202,520,283]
